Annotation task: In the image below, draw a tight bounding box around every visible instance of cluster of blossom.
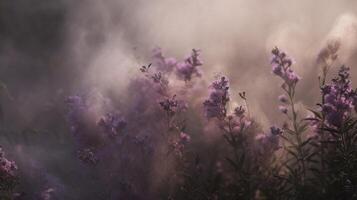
[159,95,179,115]
[228,106,252,131]
[151,72,168,85]
[203,78,253,157]
[0,147,18,191]
[65,95,127,165]
[175,49,203,81]
[271,47,300,86]
[141,53,193,158]
[151,48,203,82]
[159,95,188,116]
[170,132,191,157]
[152,48,178,73]
[0,148,17,177]
[203,76,230,119]
[140,64,169,96]
[98,112,127,138]
[321,65,356,127]
[159,95,191,155]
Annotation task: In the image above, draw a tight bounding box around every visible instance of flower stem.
[287,84,306,184]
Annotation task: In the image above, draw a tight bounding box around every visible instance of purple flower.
[175,49,203,81]
[272,64,283,76]
[203,76,230,119]
[271,47,300,86]
[159,95,180,114]
[152,47,177,72]
[321,66,355,127]
[139,63,170,96]
[284,69,300,86]
[152,48,203,82]
[0,147,18,190]
[179,132,191,144]
[0,148,17,177]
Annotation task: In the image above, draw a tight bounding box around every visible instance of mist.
[1,0,357,199]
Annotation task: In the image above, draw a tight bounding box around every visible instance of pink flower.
[179,132,191,144]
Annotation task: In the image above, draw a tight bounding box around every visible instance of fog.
[1,0,357,199]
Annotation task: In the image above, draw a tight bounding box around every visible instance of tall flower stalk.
[203,76,261,199]
[316,41,340,176]
[271,47,313,197]
[308,65,357,199]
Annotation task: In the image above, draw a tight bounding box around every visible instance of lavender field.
[1,1,357,199]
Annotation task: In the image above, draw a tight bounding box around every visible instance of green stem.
[287,84,306,184]
[320,72,327,183]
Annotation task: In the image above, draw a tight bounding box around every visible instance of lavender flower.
[175,49,203,81]
[159,95,178,115]
[179,132,191,144]
[152,47,177,72]
[203,76,230,119]
[0,147,18,192]
[151,48,203,82]
[160,95,188,114]
[0,148,17,178]
[271,47,300,86]
[151,72,167,85]
[321,66,355,127]
[140,63,170,96]
[98,112,127,138]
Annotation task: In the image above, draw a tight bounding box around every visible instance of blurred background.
[1,0,357,126]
